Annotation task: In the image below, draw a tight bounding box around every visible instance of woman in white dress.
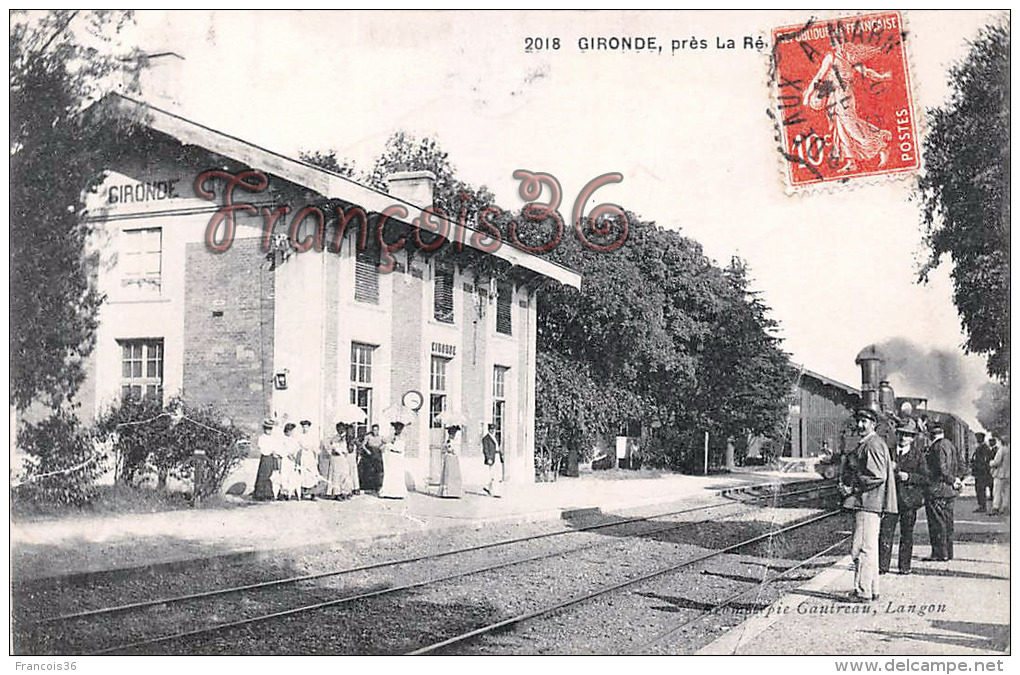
[378,422,408,499]
[321,422,353,500]
[296,420,320,500]
[277,423,302,500]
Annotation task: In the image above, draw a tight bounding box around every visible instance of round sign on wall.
[401,390,424,412]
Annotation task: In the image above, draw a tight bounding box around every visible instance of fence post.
[703,431,709,475]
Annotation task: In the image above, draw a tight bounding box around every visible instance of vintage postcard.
[8,10,1010,665]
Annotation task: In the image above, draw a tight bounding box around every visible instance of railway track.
[407,510,846,655]
[14,480,839,655]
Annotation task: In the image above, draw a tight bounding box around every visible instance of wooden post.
[704,431,709,475]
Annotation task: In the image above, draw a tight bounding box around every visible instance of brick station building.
[78,93,581,488]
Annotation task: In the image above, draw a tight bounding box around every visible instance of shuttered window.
[354,248,379,304]
[496,282,512,335]
[434,266,454,323]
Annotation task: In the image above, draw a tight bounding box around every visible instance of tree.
[974,382,1010,442]
[10,10,138,411]
[916,21,1010,383]
[298,149,360,180]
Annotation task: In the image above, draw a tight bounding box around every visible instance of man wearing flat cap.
[879,419,927,575]
[839,407,898,602]
[923,420,961,561]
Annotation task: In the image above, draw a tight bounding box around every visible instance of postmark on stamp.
[770,12,920,189]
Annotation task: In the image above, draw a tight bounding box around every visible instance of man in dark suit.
[879,419,927,575]
[482,424,503,497]
[923,420,961,561]
[839,408,898,602]
[971,432,994,513]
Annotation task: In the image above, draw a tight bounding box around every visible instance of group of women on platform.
[254,417,432,501]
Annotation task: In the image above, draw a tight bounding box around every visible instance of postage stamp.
[771,12,920,189]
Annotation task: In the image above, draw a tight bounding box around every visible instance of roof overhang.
[101,93,581,290]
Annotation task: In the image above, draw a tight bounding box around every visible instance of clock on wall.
[401,390,424,412]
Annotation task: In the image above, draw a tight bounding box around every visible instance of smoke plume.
[875,337,968,412]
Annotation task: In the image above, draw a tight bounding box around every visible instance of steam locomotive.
[815,345,974,479]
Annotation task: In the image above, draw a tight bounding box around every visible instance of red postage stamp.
[771,12,920,188]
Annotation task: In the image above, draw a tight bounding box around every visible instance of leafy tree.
[368,131,497,225]
[10,10,138,410]
[299,149,360,179]
[916,21,1010,383]
[12,409,108,506]
[974,382,1010,442]
[95,396,249,498]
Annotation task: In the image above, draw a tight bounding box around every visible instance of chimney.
[121,51,185,110]
[855,344,884,411]
[386,171,436,211]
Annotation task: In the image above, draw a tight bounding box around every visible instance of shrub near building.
[94,396,249,500]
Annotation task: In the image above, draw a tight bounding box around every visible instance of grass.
[10,484,245,522]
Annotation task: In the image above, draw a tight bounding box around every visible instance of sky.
[115,10,1005,427]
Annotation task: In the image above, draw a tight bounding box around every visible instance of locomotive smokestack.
[855,344,884,411]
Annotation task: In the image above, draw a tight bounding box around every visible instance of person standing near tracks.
[879,419,926,575]
[838,408,897,602]
[438,424,464,499]
[971,432,994,513]
[296,420,320,500]
[360,424,384,493]
[988,437,1010,516]
[378,421,409,500]
[253,418,280,501]
[321,422,353,500]
[922,420,961,561]
[482,424,503,498]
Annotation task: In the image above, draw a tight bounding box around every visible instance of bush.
[13,409,107,507]
[95,396,249,499]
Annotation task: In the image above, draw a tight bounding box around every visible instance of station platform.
[699,496,1011,656]
[10,467,811,584]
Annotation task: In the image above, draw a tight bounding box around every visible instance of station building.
[78,93,580,488]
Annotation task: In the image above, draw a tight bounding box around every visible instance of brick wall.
[390,264,423,456]
[460,284,487,459]
[323,251,340,424]
[183,236,274,432]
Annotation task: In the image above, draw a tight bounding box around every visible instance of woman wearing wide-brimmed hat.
[437,412,466,499]
[378,405,414,499]
[253,418,281,501]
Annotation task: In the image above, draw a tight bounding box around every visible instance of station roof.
[99,93,582,290]
[794,365,861,397]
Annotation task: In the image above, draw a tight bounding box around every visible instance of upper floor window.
[121,228,162,294]
[354,248,380,304]
[434,264,454,324]
[119,339,164,401]
[496,282,513,335]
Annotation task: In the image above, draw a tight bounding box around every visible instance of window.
[119,339,164,401]
[433,265,454,323]
[121,228,162,294]
[354,248,379,304]
[350,342,375,436]
[430,356,449,429]
[493,365,508,448]
[496,282,513,335]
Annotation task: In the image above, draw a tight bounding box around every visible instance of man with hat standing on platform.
[839,407,897,602]
[923,420,961,561]
[971,432,994,513]
[879,419,927,575]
